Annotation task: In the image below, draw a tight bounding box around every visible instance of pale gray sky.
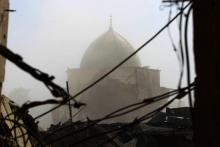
[2,0,194,128]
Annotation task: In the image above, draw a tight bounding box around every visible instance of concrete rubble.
[43,107,192,147]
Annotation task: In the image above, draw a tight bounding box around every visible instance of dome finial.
[109,15,113,29]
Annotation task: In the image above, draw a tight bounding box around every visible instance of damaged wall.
[0,0,9,94]
[0,95,32,147]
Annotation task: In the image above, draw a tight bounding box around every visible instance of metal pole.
[66,81,72,122]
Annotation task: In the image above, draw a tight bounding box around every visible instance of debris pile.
[0,95,39,147]
[43,107,192,147]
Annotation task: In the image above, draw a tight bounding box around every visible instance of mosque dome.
[80,23,141,68]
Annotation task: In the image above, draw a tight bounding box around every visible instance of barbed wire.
[184,2,193,110]
[0,44,85,110]
[44,82,194,146]
[32,1,193,122]
[0,117,46,147]
[0,1,193,146]
[42,84,189,138]
[68,85,195,147]
[15,85,181,142]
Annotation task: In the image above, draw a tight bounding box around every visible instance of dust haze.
[2,0,195,129]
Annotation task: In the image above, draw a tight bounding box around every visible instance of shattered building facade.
[52,23,170,123]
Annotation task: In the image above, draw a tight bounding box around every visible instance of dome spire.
[109,15,113,29]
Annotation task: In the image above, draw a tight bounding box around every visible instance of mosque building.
[52,20,170,124]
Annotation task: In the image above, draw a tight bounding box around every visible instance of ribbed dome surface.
[80,27,141,68]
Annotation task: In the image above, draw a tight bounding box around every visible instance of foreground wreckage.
[0,1,194,146]
[0,95,39,147]
[1,1,40,146]
[0,44,194,147]
[0,95,193,147]
[43,107,192,147]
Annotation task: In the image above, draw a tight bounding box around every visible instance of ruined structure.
[46,107,193,147]
[52,21,170,124]
[0,0,9,94]
[0,95,35,147]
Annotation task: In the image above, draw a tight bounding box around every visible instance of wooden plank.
[0,96,32,147]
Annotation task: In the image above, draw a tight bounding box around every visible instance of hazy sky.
[2,0,194,128]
